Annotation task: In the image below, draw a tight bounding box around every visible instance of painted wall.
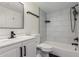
[0,2,39,39]
[39,9,47,43]
[47,8,75,44]
[24,2,39,34]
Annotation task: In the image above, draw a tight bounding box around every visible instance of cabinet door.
[0,43,22,57]
[0,48,17,57]
[23,39,37,57]
[16,46,23,57]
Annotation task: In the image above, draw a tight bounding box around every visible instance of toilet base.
[41,51,49,57]
[36,48,49,57]
[49,53,59,57]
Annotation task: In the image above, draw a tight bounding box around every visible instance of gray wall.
[39,9,47,43]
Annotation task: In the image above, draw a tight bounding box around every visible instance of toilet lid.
[37,43,53,52]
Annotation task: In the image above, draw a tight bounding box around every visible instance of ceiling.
[34,2,78,13]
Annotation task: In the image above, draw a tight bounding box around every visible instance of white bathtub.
[44,41,79,57]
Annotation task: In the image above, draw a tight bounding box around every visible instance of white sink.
[16,36,35,39]
[0,35,34,43]
[0,35,36,48]
[0,39,9,42]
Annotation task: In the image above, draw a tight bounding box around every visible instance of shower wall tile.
[47,8,73,44]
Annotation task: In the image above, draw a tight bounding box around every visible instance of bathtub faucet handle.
[74,37,78,42]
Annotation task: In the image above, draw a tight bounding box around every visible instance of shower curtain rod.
[27,11,39,18]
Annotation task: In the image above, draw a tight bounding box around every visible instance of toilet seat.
[37,43,53,52]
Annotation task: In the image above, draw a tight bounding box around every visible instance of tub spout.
[72,43,78,46]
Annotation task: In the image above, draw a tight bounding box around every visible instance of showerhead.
[72,4,78,16]
[72,4,78,9]
[74,4,78,7]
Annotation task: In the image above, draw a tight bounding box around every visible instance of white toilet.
[37,41,53,57]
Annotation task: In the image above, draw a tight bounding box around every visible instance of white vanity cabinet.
[0,38,37,57]
[23,38,37,57]
[0,43,22,57]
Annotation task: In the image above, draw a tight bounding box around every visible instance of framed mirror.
[0,2,24,29]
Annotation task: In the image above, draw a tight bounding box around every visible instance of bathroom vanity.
[0,35,38,57]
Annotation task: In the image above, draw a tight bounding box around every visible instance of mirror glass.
[0,2,24,29]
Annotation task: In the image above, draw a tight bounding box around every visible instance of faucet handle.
[74,37,78,42]
[11,31,16,35]
[10,31,16,38]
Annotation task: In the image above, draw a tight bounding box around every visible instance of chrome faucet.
[9,31,16,39]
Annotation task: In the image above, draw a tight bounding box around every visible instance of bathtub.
[44,41,79,57]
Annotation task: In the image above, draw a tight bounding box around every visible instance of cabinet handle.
[24,46,26,56]
[20,47,23,57]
